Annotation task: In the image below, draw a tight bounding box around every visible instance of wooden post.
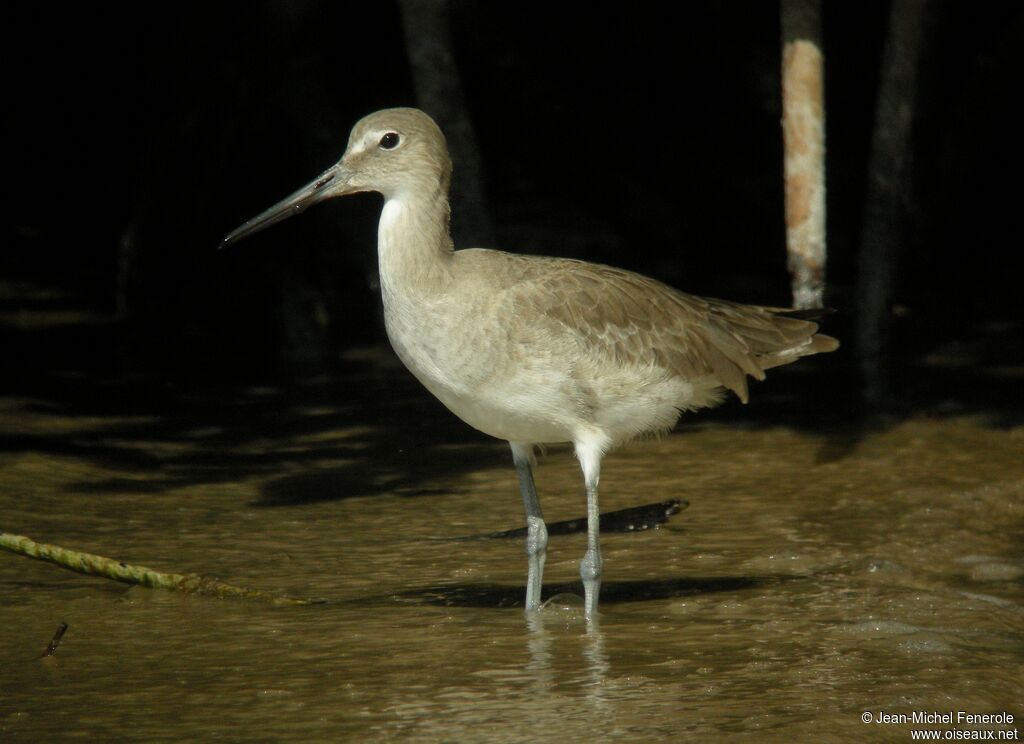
[781,0,826,310]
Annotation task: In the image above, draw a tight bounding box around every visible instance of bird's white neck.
[377,185,454,302]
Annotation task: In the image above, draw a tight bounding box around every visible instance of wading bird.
[223,108,837,620]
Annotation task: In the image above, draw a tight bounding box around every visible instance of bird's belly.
[421,378,577,443]
[384,317,578,442]
[388,339,705,445]
[394,342,578,442]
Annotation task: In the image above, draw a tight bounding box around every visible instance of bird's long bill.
[220,163,348,248]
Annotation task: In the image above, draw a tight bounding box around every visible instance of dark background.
[5,1,1023,425]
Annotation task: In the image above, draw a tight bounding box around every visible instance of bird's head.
[221,107,450,248]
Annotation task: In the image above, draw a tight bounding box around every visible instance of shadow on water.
[1,318,509,504]
[390,575,784,610]
[465,499,687,539]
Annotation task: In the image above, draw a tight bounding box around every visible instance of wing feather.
[506,256,837,403]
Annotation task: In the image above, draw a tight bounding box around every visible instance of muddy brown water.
[1,370,1022,742]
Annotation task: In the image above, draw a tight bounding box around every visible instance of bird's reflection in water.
[525,594,610,704]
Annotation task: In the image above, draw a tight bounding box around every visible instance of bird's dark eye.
[379,132,400,150]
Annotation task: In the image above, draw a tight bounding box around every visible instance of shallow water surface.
[1,381,1022,742]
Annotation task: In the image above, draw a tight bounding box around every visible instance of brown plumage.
[500,253,837,405]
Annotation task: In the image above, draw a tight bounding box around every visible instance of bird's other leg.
[575,434,607,622]
[510,442,547,613]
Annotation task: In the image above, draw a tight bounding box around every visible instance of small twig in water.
[42,622,68,657]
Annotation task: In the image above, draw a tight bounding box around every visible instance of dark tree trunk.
[856,0,928,411]
[399,0,495,249]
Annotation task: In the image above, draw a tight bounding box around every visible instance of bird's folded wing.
[510,258,834,403]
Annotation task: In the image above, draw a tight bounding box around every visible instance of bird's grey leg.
[575,438,605,621]
[510,442,547,613]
